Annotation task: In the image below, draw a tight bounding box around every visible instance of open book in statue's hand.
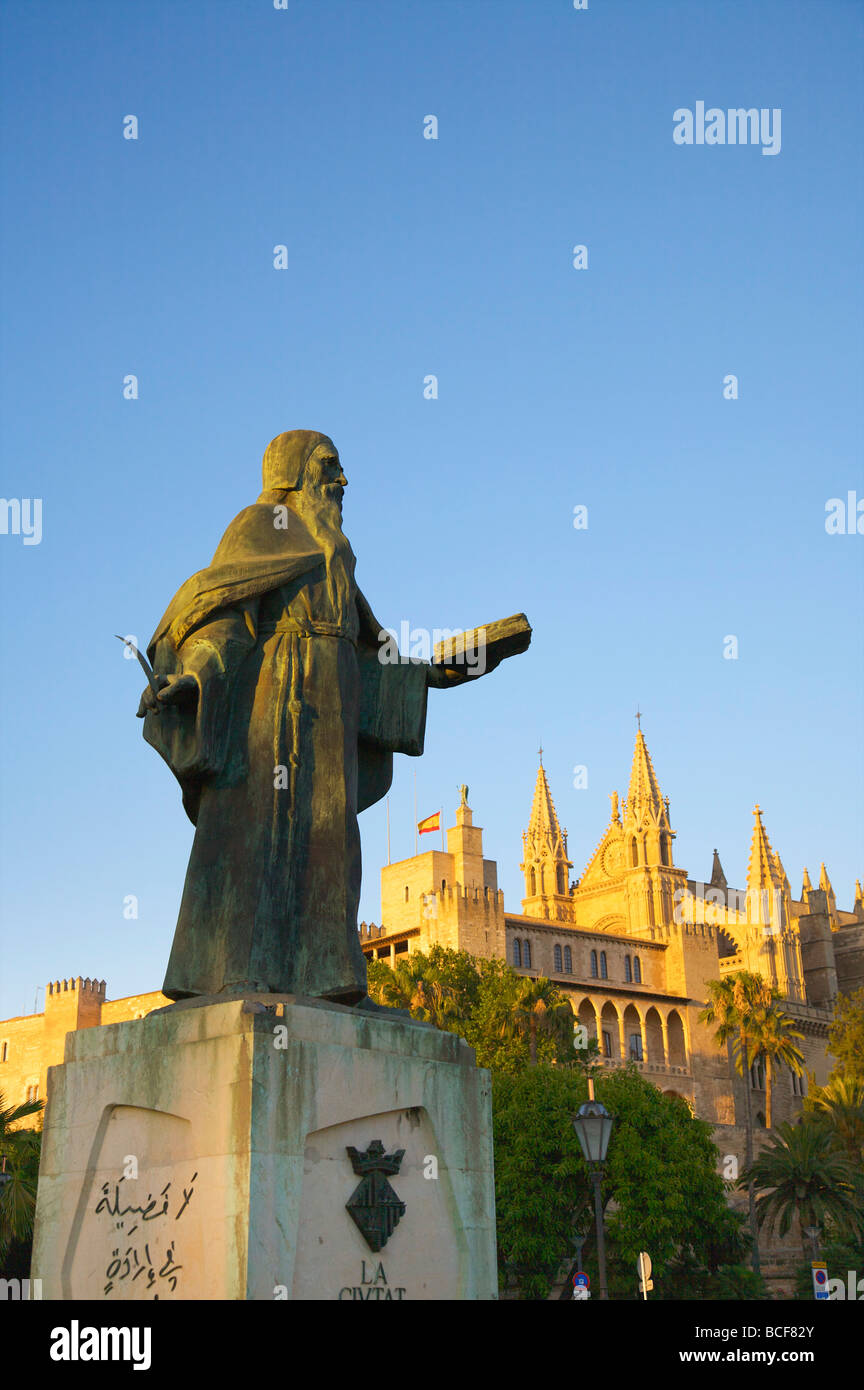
[426,612,532,687]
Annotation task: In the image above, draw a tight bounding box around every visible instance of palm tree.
[368,956,426,1010]
[740,996,805,1130]
[0,1091,45,1259]
[504,977,574,1066]
[699,971,772,1274]
[742,1119,863,1263]
[369,957,463,1031]
[805,1077,864,1167]
[406,977,464,1031]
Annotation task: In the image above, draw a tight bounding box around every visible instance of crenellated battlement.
[46,977,106,998]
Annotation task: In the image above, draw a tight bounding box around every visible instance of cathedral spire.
[854,879,864,922]
[802,865,812,894]
[521,762,572,919]
[622,727,674,868]
[626,730,665,824]
[747,805,783,892]
[750,806,794,956]
[525,763,564,849]
[818,861,838,924]
[710,848,727,890]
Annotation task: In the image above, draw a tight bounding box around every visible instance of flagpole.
[386,796,391,866]
[440,806,444,852]
[414,770,418,856]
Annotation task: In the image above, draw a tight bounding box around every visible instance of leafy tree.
[492,1067,588,1299]
[493,1064,746,1299]
[827,988,864,1085]
[415,944,484,1009]
[0,1091,44,1260]
[742,1118,863,1263]
[469,960,582,1073]
[599,1069,745,1282]
[366,947,580,1073]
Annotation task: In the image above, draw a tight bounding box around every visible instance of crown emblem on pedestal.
[345,1140,406,1252]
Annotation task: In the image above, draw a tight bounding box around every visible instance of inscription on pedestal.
[338,1260,407,1300]
[94,1169,198,1298]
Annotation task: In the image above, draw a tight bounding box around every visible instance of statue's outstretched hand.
[136,673,199,717]
[426,654,502,689]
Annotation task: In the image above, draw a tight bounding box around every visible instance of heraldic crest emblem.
[345,1139,407,1252]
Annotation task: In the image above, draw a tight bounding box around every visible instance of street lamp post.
[572,1077,614,1300]
[804,1224,821,1262]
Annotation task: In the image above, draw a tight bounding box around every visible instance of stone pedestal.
[32,996,498,1300]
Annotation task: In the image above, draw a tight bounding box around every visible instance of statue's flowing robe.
[143,502,428,1002]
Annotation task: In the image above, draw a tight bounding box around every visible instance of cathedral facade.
[360,728,864,1265]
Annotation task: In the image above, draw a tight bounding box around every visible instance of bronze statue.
[135,430,530,1005]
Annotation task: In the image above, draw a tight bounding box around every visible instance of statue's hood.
[147,503,325,657]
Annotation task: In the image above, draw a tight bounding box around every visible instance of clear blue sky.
[1,0,861,1018]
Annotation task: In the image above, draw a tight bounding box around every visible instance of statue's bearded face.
[303,447,347,517]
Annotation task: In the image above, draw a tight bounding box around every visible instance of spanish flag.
[417,811,441,835]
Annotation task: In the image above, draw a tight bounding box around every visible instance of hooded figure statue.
[138,430,529,1006]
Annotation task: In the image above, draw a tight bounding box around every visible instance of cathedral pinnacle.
[625,729,667,826]
[747,805,783,893]
[521,761,573,911]
[524,762,566,851]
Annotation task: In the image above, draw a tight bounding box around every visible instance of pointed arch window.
[600,951,608,979]
[523,940,532,969]
[634,956,642,983]
[530,867,536,896]
[624,955,632,982]
[630,838,639,867]
[556,864,566,895]
[554,944,563,972]
[590,950,598,978]
[563,946,572,973]
[513,938,522,967]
